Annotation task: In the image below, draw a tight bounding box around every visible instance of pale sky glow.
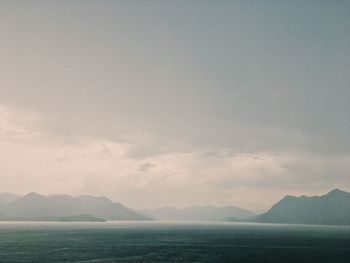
[0,1,350,210]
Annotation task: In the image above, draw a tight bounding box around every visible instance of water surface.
[0,221,349,262]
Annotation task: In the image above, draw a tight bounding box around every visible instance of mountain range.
[1,189,349,225]
[0,192,151,221]
[143,205,255,221]
[254,189,350,225]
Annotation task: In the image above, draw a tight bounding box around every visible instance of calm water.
[0,221,349,263]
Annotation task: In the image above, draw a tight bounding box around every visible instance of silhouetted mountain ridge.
[256,189,350,225]
[144,205,255,221]
[0,193,151,221]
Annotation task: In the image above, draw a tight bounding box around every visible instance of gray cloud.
[0,1,349,209]
[138,162,155,172]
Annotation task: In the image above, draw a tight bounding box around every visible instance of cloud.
[1,104,349,210]
[1,0,349,158]
[0,104,43,141]
[0,1,349,210]
[138,162,155,172]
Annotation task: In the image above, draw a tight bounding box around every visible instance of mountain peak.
[326,188,349,196]
[257,189,350,225]
[24,192,44,198]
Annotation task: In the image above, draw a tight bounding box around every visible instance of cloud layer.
[1,104,349,210]
[0,1,350,210]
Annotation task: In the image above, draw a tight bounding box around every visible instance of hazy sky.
[1,0,350,210]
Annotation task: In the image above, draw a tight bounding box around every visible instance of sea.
[0,221,349,263]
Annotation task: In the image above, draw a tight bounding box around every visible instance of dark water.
[0,221,350,263]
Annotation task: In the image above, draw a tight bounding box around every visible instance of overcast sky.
[0,0,350,210]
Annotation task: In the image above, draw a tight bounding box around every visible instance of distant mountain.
[0,213,106,222]
[57,214,106,222]
[255,189,350,225]
[0,193,20,205]
[144,205,255,221]
[0,193,151,221]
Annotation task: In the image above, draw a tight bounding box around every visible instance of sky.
[0,0,350,210]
